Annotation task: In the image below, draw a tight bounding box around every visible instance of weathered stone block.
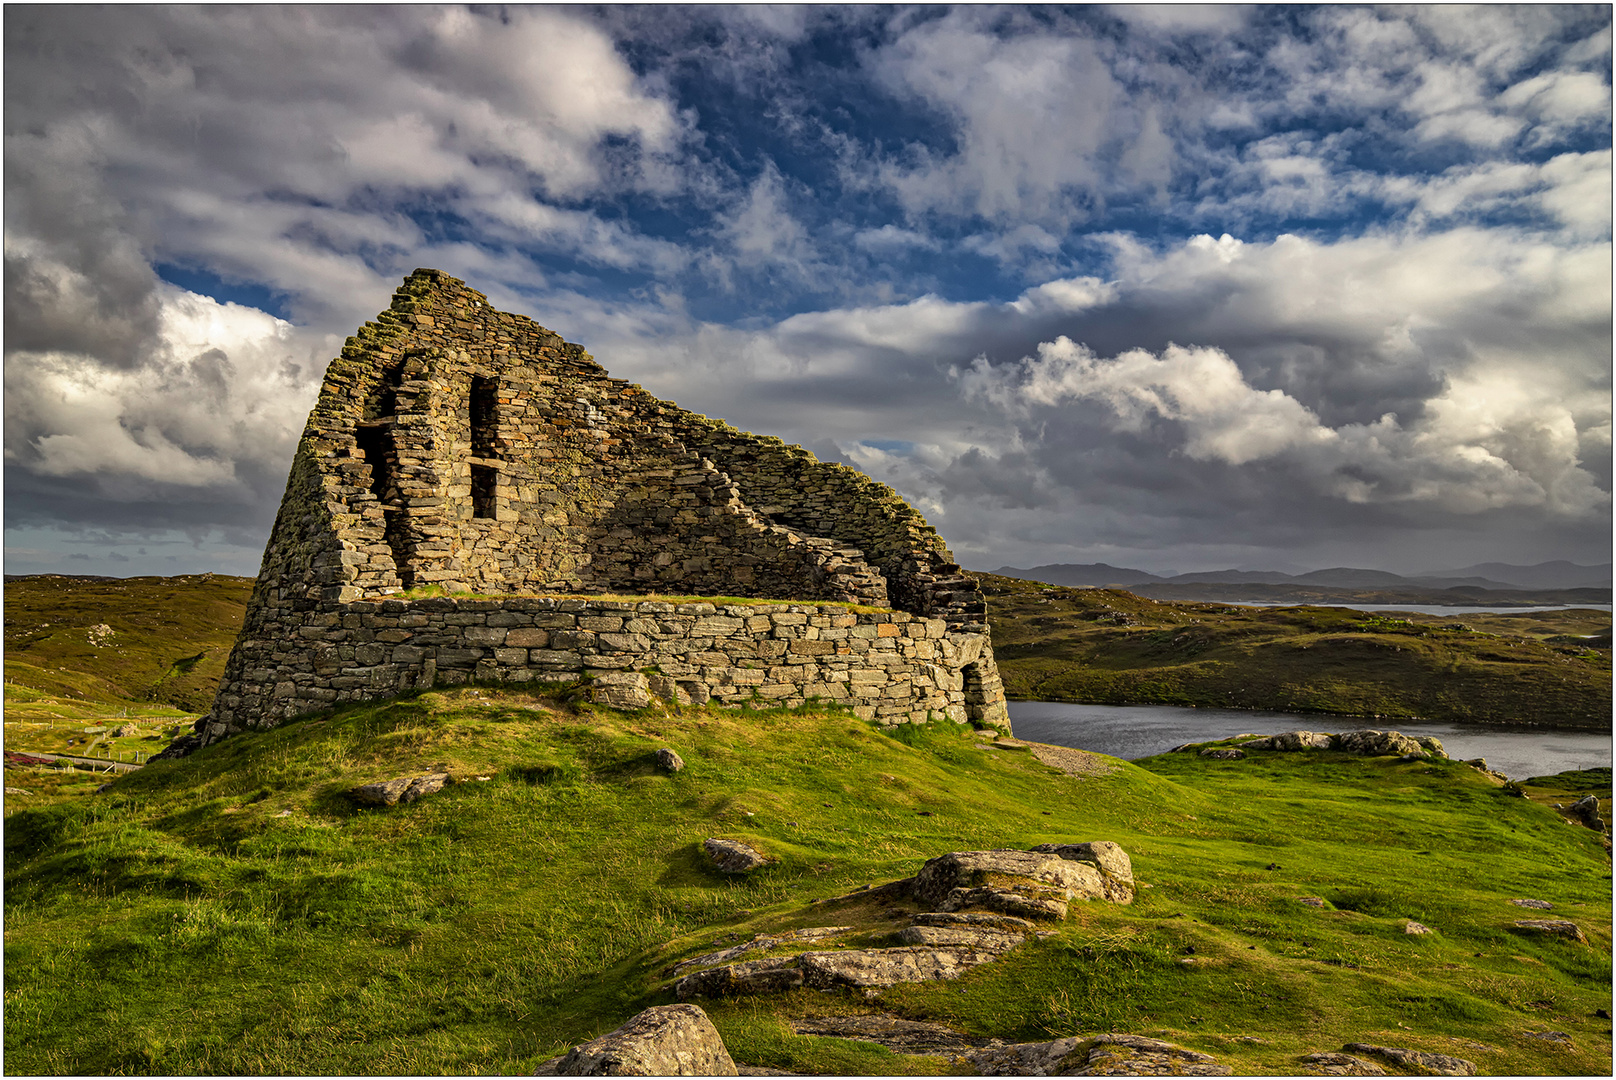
[505,628,550,648]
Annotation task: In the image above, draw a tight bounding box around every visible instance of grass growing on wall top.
[4,688,1610,1075]
[391,583,897,613]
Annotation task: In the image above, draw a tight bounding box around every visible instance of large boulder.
[349,773,450,807]
[1570,794,1604,831]
[653,748,685,773]
[1028,841,1135,904]
[536,1004,737,1076]
[910,848,1122,920]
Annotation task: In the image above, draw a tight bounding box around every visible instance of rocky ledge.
[675,842,1132,1001]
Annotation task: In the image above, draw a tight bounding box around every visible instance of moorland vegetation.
[3,573,1611,1075]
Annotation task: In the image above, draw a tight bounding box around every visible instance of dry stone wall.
[185,269,1010,751]
[207,597,1007,732]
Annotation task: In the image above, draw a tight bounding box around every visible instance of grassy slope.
[3,690,1611,1076]
[3,574,253,712]
[981,574,1612,729]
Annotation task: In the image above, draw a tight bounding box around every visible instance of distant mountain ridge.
[989,560,1613,592]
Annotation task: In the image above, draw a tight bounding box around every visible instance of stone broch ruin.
[176,269,1009,752]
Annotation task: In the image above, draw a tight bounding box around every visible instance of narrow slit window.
[471,463,497,520]
[471,375,499,459]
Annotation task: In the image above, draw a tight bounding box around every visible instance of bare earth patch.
[1010,739,1120,777]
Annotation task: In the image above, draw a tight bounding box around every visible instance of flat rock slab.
[676,945,1008,999]
[704,838,770,874]
[535,1004,737,1076]
[1342,1043,1476,1076]
[965,1033,1230,1076]
[911,911,1036,931]
[1511,919,1588,943]
[673,927,852,975]
[1508,898,1553,910]
[350,772,450,806]
[1199,748,1246,759]
[790,1014,994,1054]
[1522,1030,1573,1047]
[1301,1052,1388,1075]
[897,924,1027,951]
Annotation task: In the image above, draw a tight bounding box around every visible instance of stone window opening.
[471,463,498,520]
[471,375,500,459]
[355,423,395,504]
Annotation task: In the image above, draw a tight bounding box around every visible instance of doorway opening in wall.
[355,423,394,503]
[471,375,499,459]
[962,660,987,725]
[471,464,498,520]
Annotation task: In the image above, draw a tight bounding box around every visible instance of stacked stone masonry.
[192,269,1009,748]
[210,596,1007,730]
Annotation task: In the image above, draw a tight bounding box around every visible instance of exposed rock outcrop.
[674,842,1131,1000]
[1570,794,1604,831]
[653,748,685,773]
[910,848,1124,920]
[963,1033,1231,1076]
[535,1004,737,1076]
[1511,919,1588,943]
[676,944,1013,999]
[349,772,450,806]
[788,1014,990,1054]
[1301,1051,1388,1075]
[1340,1043,1475,1076]
[703,838,770,874]
[1336,730,1428,757]
[671,927,852,976]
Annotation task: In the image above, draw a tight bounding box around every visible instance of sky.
[4,4,1611,580]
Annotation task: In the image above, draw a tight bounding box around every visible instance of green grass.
[4,689,1610,1075]
[980,574,1611,728]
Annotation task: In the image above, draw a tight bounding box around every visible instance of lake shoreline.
[1006,693,1613,734]
[1008,699,1613,781]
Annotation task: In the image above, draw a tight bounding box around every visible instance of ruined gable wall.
[187,269,1010,751]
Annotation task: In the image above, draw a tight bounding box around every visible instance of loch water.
[1007,701,1612,781]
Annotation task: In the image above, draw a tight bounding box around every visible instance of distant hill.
[988,561,1605,601]
[991,562,1164,587]
[1419,561,1613,590]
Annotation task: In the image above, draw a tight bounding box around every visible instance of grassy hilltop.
[3,574,1611,1074]
[4,688,1612,1075]
[980,573,1612,729]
